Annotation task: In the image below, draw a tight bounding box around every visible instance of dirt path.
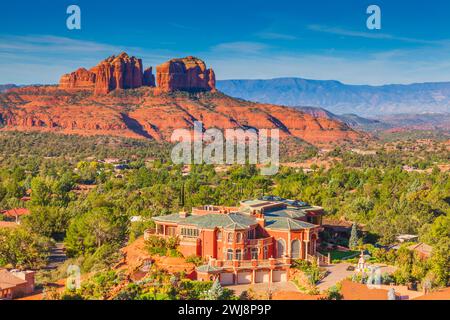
[45,242,67,270]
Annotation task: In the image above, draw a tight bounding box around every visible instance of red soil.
[340,279,389,300]
[413,287,450,300]
[0,86,365,147]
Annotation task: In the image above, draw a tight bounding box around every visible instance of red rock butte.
[59,53,216,95]
[156,56,215,93]
[0,53,367,147]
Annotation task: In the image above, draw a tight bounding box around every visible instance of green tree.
[206,279,224,300]
[349,222,359,249]
[428,238,450,287]
[322,285,343,300]
[65,207,128,257]
[23,206,72,239]
[30,176,53,206]
[0,228,51,269]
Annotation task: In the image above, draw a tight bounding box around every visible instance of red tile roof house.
[1,208,30,224]
[147,196,328,286]
[0,269,36,300]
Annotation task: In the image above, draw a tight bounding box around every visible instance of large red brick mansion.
[148,196,328,285]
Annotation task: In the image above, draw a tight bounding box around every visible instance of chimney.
[10,270,35,292]
[256,213,265,228]
[179,211,188,218]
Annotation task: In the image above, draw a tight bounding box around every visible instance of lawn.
[319,249,360,262]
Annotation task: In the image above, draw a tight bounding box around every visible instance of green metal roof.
[196,264,221,273]
[265,217,317,231]
[264,208,306,219]
[153,212,257,230]
[241,199,271,206]
[153,213,184,223]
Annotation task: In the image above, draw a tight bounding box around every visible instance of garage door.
[237,271,252,284]
[255,270,270,283]
[272,270,287,282]
[220,272,234,285]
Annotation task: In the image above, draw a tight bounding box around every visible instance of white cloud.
[2,33,450,86]
[256,32,297,40]
[0,35,125,54]
[307,24,446,45]
[211,41,269,54]
[0,35,176,84]
[208,48,450,85]
[204,27,450,85]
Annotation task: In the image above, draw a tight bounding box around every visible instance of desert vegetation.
[0,131,448,298]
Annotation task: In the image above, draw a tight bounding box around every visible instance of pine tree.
[206,279,224,300]
[179,182,185,208]
[349,222,359,249]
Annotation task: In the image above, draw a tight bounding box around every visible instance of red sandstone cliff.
[156,56,216,93]
[59,68,96,90]
[143,67,156,87]
[0,86,365,146]
[59,54,215,95]
[59,52,155,94]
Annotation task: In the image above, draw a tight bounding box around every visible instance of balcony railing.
[179,236,199,243]
[306,252,331,266]
[144,228,156,240]
[246,237,273,246]
[212,258,290,269]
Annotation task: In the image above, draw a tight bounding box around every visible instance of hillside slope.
[0,84,17,93]
[0,86,364,147]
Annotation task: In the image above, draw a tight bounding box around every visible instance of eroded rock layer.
[59,54,215,95]
[156,56,216,93]
[59,52,155,94]
[0,86,365,147]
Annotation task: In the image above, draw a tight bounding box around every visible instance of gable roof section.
[265,217,317,231]
[0,270,27,290]
[408,243,433,256]
[264,208,306,219]
[1,208,30,218]
[153,213,183,224]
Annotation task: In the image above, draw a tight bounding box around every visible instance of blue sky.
[1,0,450,85]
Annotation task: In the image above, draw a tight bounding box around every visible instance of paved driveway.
[225,281,299,296]
[317,263,397,291]
[317,263,353,291]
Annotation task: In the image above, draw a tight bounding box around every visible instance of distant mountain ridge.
[297,106,450,132]
[217,78,450,116]
[0,84,17,93]
[295,106,389,131]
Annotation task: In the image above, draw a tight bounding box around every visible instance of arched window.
[235,249,242,260]
[251,248,259,260]
[227,249,233,260]
[216,230,222,240]
[236,232,242,243]
[276,239,286,258]
[227,233,233,243]
[291,240,300,259]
